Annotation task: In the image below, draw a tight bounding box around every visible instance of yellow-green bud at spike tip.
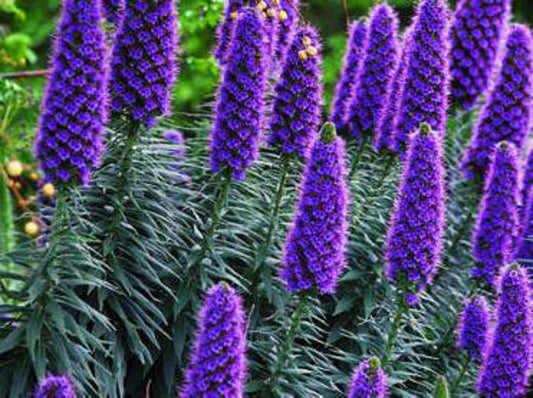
[368,356,381,371]
[320,122,337,144]
[419,122,433,136]
[434,375,450,398]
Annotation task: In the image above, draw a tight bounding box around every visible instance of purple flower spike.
[275,0,300,64]
[268,25,323,158]
[462,25,533,180]
[35,374,75,398]
[103,0,124,25]
[471,142,519,287]
[457,296,490,362]
[393,0,450,156]
[330,20,368,134]
[182,283,247,398]
[281,123,349,294]
[35,0,109,187]
[348,357,387,398]
[450,0,510,110]
[385,123,445,305]
[478,264,531,397]
[213,0,247,64]
[516,149,533,265]
[374,28,413,153]
[110,0,178,127]
[347,4,399,143]
[209,8,268,181]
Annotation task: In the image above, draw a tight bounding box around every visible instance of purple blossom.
[275,0,300,65]
[392,0,450,156]
[35,374,75,398]
[449,0,510,110]
[457,296,490,362]
[462,25,533,180]
[385,123,446,305]
[213,0,247,64]
[281,123,349,294]
[102,0,124,25]
[330,20,368,134]
[35,0,109,187]
[516,149,533,265]
[347,4,399,143]
[209,8,268,181]
[477,264,531,397]
[268,25,323,158]
[182,283,247,398]
[110,0,178,127]
[348,357,387,398]
[471,142,519,287]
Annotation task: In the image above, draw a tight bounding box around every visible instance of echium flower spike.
[478,263,532,397]
[281,122,349,294]
[374,28,413,153]
[457,296,489,362]
[35,374,75,398]
[385,123,445,305]
[275,0,300,64]
[471,142,519,287]
[210,8,268,180]
[213,0,247,64]
[35,0,109,186]
[330,20,367,133]
[393,0,450,156]
[348,357,387,398]
[110,0,178,127]
[462,25,533,180]
[103,0,125,25]
[182,283,247,397]
[450,0,510,110]
[515,149,533,264]
[268,25,323,158]
[347,4,399,142]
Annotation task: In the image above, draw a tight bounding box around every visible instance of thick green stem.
[384,298,407,365]
[450,356,471,394]
[116,123,140,200]
[0,146,14,256]
[270,294,309,394]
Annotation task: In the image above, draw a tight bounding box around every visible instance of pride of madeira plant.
[1,0,533,396]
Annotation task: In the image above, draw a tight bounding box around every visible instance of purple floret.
[457,296,490,362]
[213,0,248,65]
[268,25,323,158]
[348,357,387,398]
[462,25,533,180]
[110,0,178,127]
[209,8,268,181]
[102,0,124,25]
[182,283,247,398]
[275,0,300,65]
[385,123,446,305]
[516,149,533,266]
[35,374,75,398]
[35,0,109,187]
[471,142,519,287]
[281,123,349,294]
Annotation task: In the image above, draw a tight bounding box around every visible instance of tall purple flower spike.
[35,374,75,398]
[102,0,125,25]
[268,26,323,158]
[214,0,248,64]
[275,0,300,64]
[393,0,450,156]
[281,123,349,294]
[477,264,531,397]
[210,8,268,181]
[347,4,399,143]
[449,0,510,110]
[471,142,519,287]
[462,25,533,180]
[182,283,247,398]
[516,149,533,265]
[35,0,108,187]
[110,0,178,127]
[385,123,445,305]
[457,296,489,362]
[330,20,368,134]
[348,357,387,398]
[374,28,413,153]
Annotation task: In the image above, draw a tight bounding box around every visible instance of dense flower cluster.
[457,296,489,361]
[478,264,531,397]
[210,8,268,180]
[393,0,450,155]
[182,283,247,397]
[516,149,533,263]
[275,0,300,64]
[102,0,124,25]
[330,20,367,133]
[35,374,75,398]
[347,4,399,142]
[385,124,445,305]
[35,0,108,186]
[450,0,510,110]
[281,123,349,294]
[268,26,323,158]
[471,142,519,287]
[348,357,387,398]
[374,28,413,153]
[110,0,178,127]
[462,25,533,180]
[213,0,248,64]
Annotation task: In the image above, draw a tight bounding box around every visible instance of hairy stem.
[450,356,471,394]
[384,298,407,365]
